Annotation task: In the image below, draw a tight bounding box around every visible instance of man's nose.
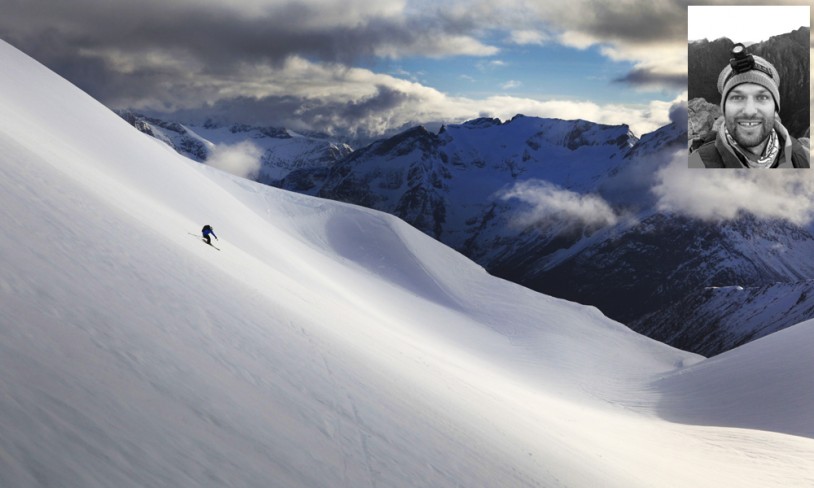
[742,96,758,116]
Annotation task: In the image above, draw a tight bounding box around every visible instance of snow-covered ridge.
[119,110,352,182]
[1,39,813,487]
[279,110,646,250]
[636,278,814,356]
[450,114,637,147]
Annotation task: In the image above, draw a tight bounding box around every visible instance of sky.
[689,5,810,43]
[0,0,811,139]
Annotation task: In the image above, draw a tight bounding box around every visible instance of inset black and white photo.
[688,5,810,168]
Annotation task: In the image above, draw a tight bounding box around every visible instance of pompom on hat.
[717,53,781,112]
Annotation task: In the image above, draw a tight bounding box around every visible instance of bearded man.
[689,44,809,168]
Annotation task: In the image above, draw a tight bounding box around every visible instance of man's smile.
[736,120,763,128]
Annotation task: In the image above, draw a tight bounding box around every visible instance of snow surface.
[1,39,813,487]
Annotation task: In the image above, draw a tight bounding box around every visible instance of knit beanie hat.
[717,54,781,112]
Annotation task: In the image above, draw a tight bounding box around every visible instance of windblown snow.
[0,39,812,487]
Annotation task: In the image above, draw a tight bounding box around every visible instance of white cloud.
[373,34,499,59]
[509,29,550,45]
[498,180,619,229]
[653,151,814,226]
[476,59,508,72]
[599,41,688,87]
[501,80,522,90]
[206,141,264,179]
[558,30,598,50]
[151,56,678,138]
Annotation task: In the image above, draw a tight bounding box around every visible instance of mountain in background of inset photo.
[688,27,810,142]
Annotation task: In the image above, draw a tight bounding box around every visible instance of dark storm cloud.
[572,1,690,43]
[558,0,808,45]
[0,0,486,106]
[342,85,413,120]
[613,68,688,90]
[4,1,369,64]
[189,96,310,127]
[162,85,420,140]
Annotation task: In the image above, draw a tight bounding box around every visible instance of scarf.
[724,126,779,168]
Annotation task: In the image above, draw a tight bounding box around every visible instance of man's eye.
[729,95,744,101]
[757,95,770,101]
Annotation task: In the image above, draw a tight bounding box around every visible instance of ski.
[202,239,221,251]
[189,232,220,250]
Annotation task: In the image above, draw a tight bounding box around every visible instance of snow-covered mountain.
[280,115,641,248]
[519,214,814,352]
[3,39,814,487]
[634,279,814,356]
[120,102,814,358]
[274,114,814,356]
[119,111,352,183]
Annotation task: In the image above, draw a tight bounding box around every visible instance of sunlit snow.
[1,40,812,487]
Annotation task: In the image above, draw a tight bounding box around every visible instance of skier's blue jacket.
[202,225,217,239]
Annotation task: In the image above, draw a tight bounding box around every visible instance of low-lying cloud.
[498,180,620,229]
[498,137,814,237]
[653,151,814,226]
[206,141,264,180]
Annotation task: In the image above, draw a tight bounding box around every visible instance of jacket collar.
[715,118,793,168]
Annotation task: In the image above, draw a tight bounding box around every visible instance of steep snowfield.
[1,39,813,487]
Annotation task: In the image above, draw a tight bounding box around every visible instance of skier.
[201,224,218,245]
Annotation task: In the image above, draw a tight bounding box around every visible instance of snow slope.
[1,39,813,487]
[657,320,814,438]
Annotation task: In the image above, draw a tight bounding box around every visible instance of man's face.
[724,83,775,150]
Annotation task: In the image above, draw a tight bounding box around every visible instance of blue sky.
[385,42,649,104]
[0,0,808,138]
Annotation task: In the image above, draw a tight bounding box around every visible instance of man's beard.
[726,116,773,149]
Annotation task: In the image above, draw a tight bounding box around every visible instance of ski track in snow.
[0,39,813,487]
